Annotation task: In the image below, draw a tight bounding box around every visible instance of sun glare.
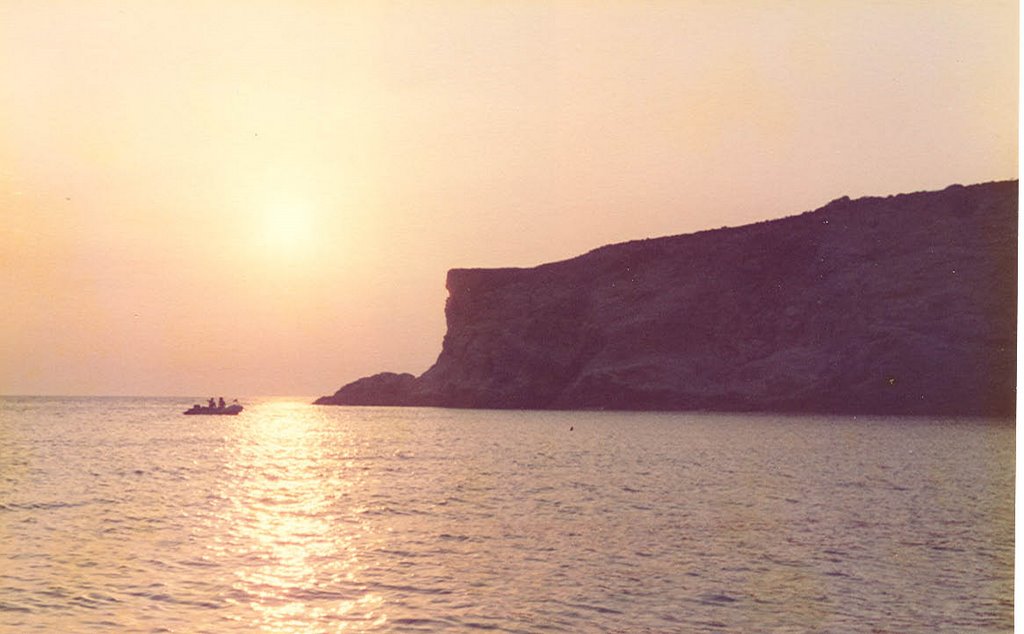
[260,203,316,256]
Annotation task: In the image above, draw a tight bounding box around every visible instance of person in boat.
[218,397,226,409]
[208,397,216,409]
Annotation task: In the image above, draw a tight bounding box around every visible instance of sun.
[259,202,316,256]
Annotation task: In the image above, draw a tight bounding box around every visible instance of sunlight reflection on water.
[212,401,386,631]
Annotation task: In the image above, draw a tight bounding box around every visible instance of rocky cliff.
[317,181,1017,416]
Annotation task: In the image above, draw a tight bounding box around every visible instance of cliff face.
[316,181,1017,416]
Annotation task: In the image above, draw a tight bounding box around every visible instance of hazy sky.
[1,1,1017,397]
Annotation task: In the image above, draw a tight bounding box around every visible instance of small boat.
[183,403,243,416]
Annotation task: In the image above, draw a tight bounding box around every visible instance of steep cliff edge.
[316,181,1017,416]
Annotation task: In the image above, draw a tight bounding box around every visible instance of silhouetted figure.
[218,397,226,409]
[208,398,215,409]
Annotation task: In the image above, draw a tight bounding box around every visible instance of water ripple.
[0,397,1014,633]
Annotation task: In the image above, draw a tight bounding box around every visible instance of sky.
[0,1,1017,397]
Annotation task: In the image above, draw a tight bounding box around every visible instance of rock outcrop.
[316,181,1017,416]
[314,372,417,406]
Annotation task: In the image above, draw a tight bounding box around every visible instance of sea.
[0,396,1013,633]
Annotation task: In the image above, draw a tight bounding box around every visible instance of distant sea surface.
[0,397,1013,633]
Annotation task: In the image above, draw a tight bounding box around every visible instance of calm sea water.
[0,397,1013,633]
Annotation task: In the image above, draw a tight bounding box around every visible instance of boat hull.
[183,404,243,416]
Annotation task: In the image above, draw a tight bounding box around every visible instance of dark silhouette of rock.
[316,180,1017,416]
[313,372,418,406]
